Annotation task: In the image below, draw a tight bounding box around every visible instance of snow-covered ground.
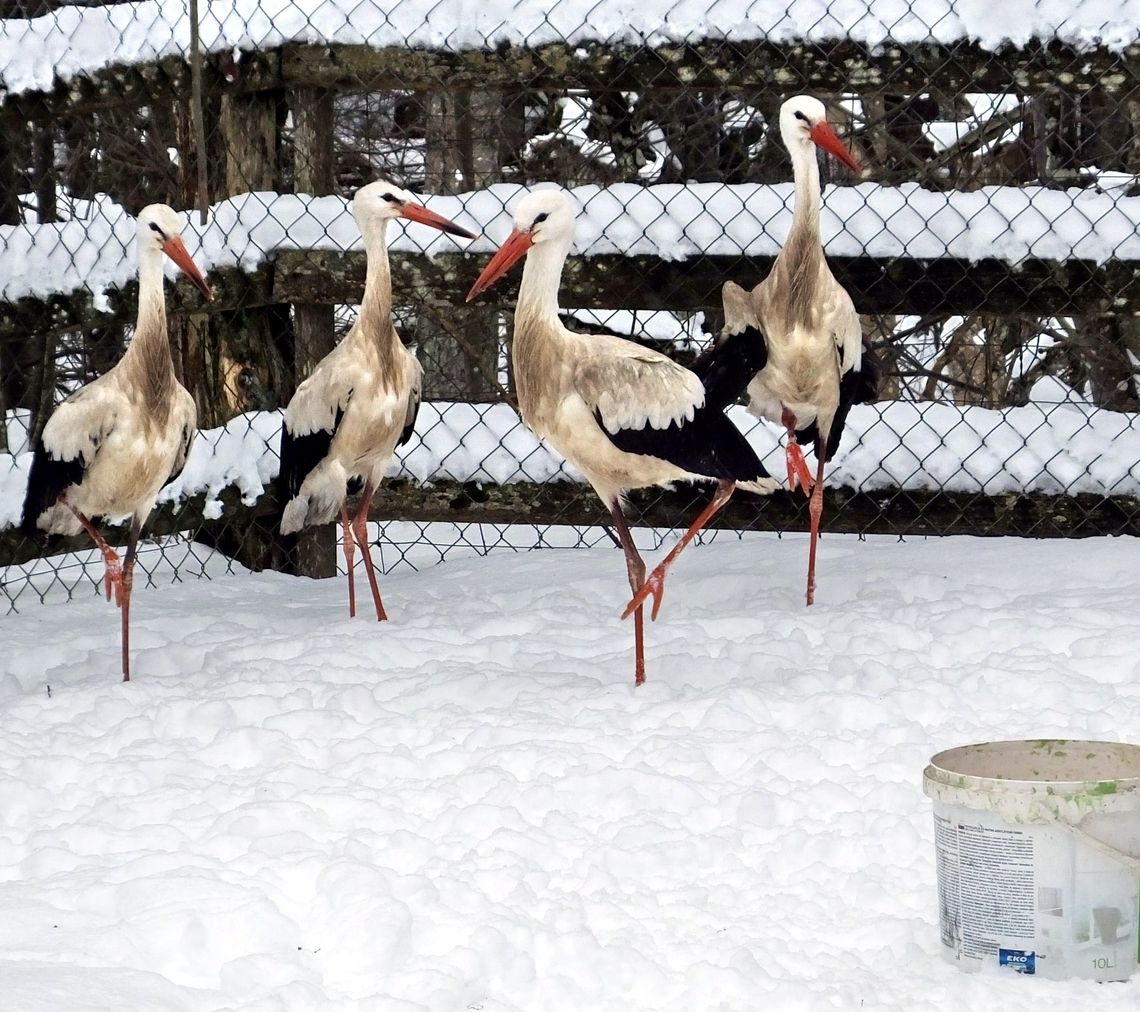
[6,181,1140,306]
[0,534,1138,1009]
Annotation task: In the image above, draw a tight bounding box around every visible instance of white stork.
[21,204,212,681]
[721,95,879,606]
[279,180,476,620]
[466,189,776,685]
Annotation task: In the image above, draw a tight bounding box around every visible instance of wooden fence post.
[216,90,292,421]
[290,87,338,579]
[187,88,295,572]
[418,89,501,401]
[0,112,21,452]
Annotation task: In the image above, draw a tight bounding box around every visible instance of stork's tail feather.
[736,477,780,496]
[691,325,769,412]
[279,459,347,534]
[280,496,311,535]
[280,490,343,534]
[21,441,86,535]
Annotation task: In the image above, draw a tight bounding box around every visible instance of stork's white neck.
[516,233,569,326]
[772,121,828,331]
[125,238,175,414]
[359,218,394,335]
[137,242,166,291]
[785,132,822,240]
[131,243,169,349]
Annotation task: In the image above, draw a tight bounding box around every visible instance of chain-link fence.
[3,1,1140,613]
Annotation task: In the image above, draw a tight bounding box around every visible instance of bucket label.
[934,814,1037,960]
[999,948,1036,974]
[932,806,1139,981]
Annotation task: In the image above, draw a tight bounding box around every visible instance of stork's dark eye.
[148,222,165,237]
[382,192,397,203]
[533,212,548,226]
[793,111,809,123]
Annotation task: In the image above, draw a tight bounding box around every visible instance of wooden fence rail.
[3,39,1139,122]
[4,480,1140,572]
[4,249,1140,349]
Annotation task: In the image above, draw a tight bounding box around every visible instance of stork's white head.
[510,189,576,249]
[465,189,575,302]
[778,95,861,174]
[352,178,476,242]
[136,203,212,300]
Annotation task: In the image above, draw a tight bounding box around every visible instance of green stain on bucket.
[1089,781,1118,796]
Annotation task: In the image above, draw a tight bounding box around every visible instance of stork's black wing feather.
[279,406,345,500]
[21,439,86,534]
[598,325,772,482]
[689,325,768,411]
[805,341,882,462]
[163,423,196,488]
[397,384,422,449]
[598,405,770,483]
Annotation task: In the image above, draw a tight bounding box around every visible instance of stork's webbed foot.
[104,552,123,606]
[785,441,814,496]
[622,566,667,622]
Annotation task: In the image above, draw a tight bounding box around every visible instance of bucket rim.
[924,738,1140,799]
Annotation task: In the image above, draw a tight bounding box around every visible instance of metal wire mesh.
[3,1,1140,613]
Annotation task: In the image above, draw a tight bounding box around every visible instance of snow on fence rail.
[5,181,1140,311]
[1,0,1136,100]
[5,396,1140,537]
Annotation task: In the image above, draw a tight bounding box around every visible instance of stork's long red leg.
[340,504,356,618]
[805,453,827,607]
[67,504,123,605]
[622,479,735,623]
[608,500,647,686]
[119,516,143,682]
[786,439,814,495]
[351,482,387,622]
[781,408,814,496]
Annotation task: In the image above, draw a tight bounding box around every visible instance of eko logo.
[998,949,1036,974]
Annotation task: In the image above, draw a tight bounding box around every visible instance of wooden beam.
[4,480,1139,571]
[363,480,1140,540]
[0,263,272,344]
[280,40,1140,97]
[274,249,1140,318]
[4,249,1140,349]
[5,38,1138,122]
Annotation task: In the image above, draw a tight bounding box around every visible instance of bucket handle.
[1043,811,1140,876]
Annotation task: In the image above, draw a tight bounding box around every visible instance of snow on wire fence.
[2,0,1140,612]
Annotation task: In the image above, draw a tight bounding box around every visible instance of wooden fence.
[3,22,1140,597]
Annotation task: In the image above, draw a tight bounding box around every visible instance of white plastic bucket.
[923,739,1140,981]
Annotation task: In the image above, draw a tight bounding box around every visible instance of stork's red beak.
[162,236,213,301]
[466,228,534,302]
[809,122,862,174]
[400,202,477,240]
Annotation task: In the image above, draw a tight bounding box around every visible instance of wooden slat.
[276,249,1140,317]
[4,37,1138,121]
[278,40,1140,97]
[0,263,273,344]
[4,249,1139,348]
[4,479,1138,570]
